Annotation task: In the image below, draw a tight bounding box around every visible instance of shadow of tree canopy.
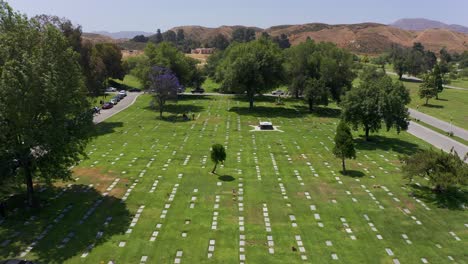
[229,106,307,118]
[340,170,365,178]
[408,184,467,210]
[421,104,444,109]
[293,105,342,118]
[177,94,214,101]
[0,185,131,263]
[354,135,422,156]
[144,103,205,123]
[93,122,124,137]
[218,175,235,182]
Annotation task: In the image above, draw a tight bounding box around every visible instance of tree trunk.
[24,165,36,208]
[308,98,313,113]
[342,157,346,174]
[249,95,254,109]
[212,162,218,174]
[398,73,403,80]
[435,93,439,100]
[159,108,163,118]
[295,90,299,99]
[365,125,370,141]
[425,97,429,105]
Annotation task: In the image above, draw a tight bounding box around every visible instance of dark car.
[112,96,121,102]
[129,88,142,92]
[102,102,114,109]
[191,88,205,94]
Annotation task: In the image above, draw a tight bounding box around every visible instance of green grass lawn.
[0,95,466,264]
[112,74,143,89]
[202,78,221,93]
[449,77,468,89]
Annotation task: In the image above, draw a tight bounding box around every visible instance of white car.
[106,87,117,92]
[119,90,127,97]
[272,90,285,96]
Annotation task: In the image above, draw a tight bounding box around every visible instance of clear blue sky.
[6,0,468,32]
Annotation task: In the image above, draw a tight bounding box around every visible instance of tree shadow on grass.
[218,175,235,182]
[408,184,467,210]
[354,135,422,156]
[0,185,131,263]
[292,105,342,118]
[340,170,365,178]
[93,122,124,137]
[422,104,444,109]
[229,106,307,119]
[144,103,205,123]
[177,94,214,101]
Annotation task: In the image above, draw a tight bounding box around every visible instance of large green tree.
[217,39,284,109]
[0,4,94,207]
[211,144,226,174]
[419,73,438,105]
[341,67,410,141]
[284,39,355,102]
[333,121,356,174]
[400,149,467,193]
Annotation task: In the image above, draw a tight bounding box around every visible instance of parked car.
[110,99,118,105]
[129,88,141,92]
[102,102,113,109]
[112,96,121,102]
[271,90,285,96]
[119,90,127,97]
[191,88,205,94]
[106,87,117,92]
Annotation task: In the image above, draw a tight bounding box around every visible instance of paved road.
[93,92,142,124]
[409,108,468,141]
[408,121,468,161]
[387,71,468,91]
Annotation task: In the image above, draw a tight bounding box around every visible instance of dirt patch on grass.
[317,182,337,197]
[72,167,119,193]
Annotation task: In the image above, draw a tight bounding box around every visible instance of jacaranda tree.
[148,66,181,118]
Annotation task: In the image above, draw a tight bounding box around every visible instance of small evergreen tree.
[211,144,226,174]
[333,121,356,174]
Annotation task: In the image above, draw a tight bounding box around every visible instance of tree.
[148,66,181,118]
[154,28,164,44]
[176,29,185,44]
[400,149,467,193]
[342,68,410,141]
[163,30,177,43]
[333,121,356,174]
[284,39,355,102]
[217,39,284,109]
[210,144,226,174]
[132,35,148,43]
[95,43,126,80]
[144,42,198,86]
[304,78,328,112]
[209,34,230,50]
[0,4,94,207]
[419,73,438,105]
[232,27,256,43]
[433,64,444,99]
[272,34,291,49]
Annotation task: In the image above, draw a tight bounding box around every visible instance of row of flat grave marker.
[182,155,191,166]
[18,204,73,257]
[379,185,401,203]
[340,217,357,240]
[189,188,198,209]
[104,178,120,195]
[122,179,139,202]
[201,155,207,168]
[269,153,280,177]
[310,205,324,227]
[79,198,104,225]
[361,214,384,240]
[289,214,298,228]
[345,190,359,203]
[252,153,262,181]
[125,205,145,236]
[128,157,138,167]
[238,178,246,264]
[293,170,305,186]
[262,204,275,254]
[149,223,163,242]
[401,208,422,225]
[163,158,173,171]
[210,195,221,230]
[361,185,385,210]
[237,116,241,131]
[294,235,308,261]
[81,216,113,258]
[146,157,155,168]
[174,250,183,264]
[149,178,161,193]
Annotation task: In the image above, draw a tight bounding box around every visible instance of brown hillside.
[168,23,468,54]
[82,33,125,44]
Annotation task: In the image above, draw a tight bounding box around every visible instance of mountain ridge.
[391,18,468,34]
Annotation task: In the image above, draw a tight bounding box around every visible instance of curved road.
[93,92,142,124]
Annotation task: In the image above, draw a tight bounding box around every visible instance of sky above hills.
[6,0,468,33]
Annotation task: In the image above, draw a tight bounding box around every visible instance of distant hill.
[391,18,468,34]
[165,23,468,54]
[92,31,153,39]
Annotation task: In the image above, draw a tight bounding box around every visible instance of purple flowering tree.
[149,66,181,118]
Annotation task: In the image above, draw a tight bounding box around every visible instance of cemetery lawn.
[0,95,466,264]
